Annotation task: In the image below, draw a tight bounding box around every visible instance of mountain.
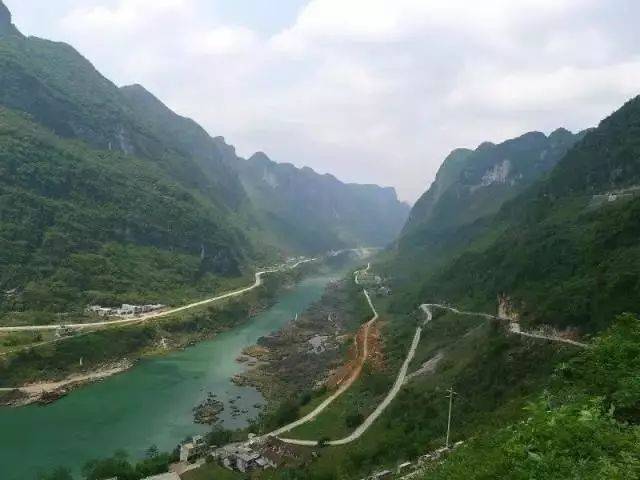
[401,128,583,251]
[293,100,640,480]
[120,84,410,254]
[0,0,18,37]
[413,97,640,332]
[119,84,246,209]
[0,107,250,318]
[363,97,640,480]
[0,1,408,321]
[0,25,246,212]
[236,152,410,253]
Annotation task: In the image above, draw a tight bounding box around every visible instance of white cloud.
[61,0,190,31]
[10,0,640,201]
[188,26,258,55]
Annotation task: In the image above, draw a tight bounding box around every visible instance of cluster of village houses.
[87,303,165,317]
[175,435,306,475]
[165,435,461,480]
[131,439,463,480]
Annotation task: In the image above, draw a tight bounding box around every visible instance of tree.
[345,412,364,429]
[145,444,159,459]
[82,450,136,480]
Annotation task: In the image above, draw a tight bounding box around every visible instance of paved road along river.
[0,269,346,480]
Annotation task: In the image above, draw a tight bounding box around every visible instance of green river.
[0,269,344,480]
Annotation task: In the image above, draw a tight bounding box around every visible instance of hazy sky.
[6,0,640,202]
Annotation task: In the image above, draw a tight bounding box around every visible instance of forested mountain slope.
[119,84,247,210]
[0,18,246,212]
[0,108,249,320]
[413,96,640,333]
[0,0,408,322]
[358,98,640,480]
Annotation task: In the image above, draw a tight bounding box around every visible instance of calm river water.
[0,269,345,479]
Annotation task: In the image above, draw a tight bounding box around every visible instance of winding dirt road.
[264,288,379,440]
[353,263,371,286]
[270,299,587,447]
[276,290,432,446]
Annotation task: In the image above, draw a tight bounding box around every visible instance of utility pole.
[445,387,457,449]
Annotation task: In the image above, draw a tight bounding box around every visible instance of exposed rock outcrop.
[0,1,20,36]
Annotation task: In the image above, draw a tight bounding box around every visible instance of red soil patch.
[325,319,384,389]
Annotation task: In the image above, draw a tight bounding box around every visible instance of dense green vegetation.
[423,315,640,479]
[0,109,249,323]
[410,97,640,332]
[0,10,409,321]
[0,268,298,387]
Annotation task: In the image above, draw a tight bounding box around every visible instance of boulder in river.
[193,393,224,424]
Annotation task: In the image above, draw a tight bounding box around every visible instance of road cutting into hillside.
[263,287,379,440]
[0,259,316,334]
[272,297,587,448]
[420,303,588,348]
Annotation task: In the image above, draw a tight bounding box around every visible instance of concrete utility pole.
[445,387,457,449]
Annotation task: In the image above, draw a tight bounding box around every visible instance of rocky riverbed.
[233,279,364,400]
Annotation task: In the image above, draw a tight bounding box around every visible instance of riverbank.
[0,360,133,407]
[0,267,352,480]
[232,276,370,402]
[0,262,313,392]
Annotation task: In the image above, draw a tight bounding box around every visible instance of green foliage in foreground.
[36,449,173,480]
[425,398,639,480]
[423,315,640,479]
[81,449,174,480]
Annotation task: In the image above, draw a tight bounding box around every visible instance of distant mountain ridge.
[238,152,409,253]
[119,83,410,253]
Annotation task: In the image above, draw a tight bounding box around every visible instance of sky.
[6,0,640,203]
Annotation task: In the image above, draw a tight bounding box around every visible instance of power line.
[445,387,457,449]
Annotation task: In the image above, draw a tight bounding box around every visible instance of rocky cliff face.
[402,128,584,247]
[0,1,19,36]
[237,152,410,253]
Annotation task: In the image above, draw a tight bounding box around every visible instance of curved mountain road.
[421,303,588,348]
[269,299,586,448]
[264,288,379,440]
[276,293,432,446]
[0,259,316,333]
